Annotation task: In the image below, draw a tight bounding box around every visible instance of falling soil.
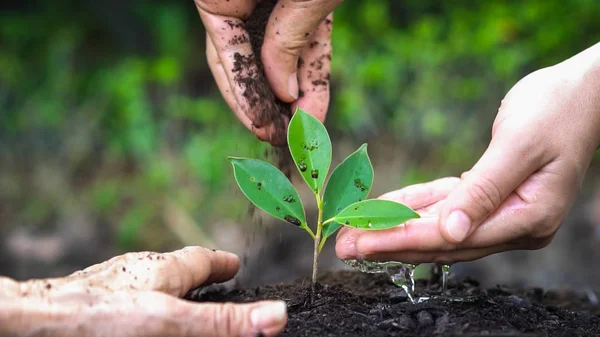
[190,270,600,337]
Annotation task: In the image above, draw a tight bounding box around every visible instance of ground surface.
[192,270,600,337]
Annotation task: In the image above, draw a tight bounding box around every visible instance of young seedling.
[228,108,420,286]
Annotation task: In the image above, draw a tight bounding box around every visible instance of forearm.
[556,42,600,149]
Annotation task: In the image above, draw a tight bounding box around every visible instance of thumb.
[262,0,343,102]
[189,300,287,337]
[439,135,547,243]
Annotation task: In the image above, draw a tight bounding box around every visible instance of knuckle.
[529,210,562,240]
[466,177,502,216]
[213,303,243,337]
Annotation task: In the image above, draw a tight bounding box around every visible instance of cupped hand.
[195,0,341,145]
[0,247,287,337]
[336,44,600,264]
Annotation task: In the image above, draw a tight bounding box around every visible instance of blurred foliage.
[1,0,599,250]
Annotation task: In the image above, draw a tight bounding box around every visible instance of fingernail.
[445,210,471,242]
[288,73,298,100]
[251,301,287,331]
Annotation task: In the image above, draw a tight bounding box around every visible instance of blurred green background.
[1,0,600,286]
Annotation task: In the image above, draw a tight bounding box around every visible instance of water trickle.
[342,260,419,303]
[298,161,307,172]
[440,264,451,295]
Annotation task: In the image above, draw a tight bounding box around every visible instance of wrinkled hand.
[0,247,287,337]
[336,44,600,264]
[195,0,341,145]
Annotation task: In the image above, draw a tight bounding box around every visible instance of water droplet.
[311,169,319,179]
[250,177,256,182]
[284,215,301,226]
[298,161,307,172]
[368,223,372,228]
[283,195,296,203]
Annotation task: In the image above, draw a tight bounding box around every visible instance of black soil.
[191,270,600,337]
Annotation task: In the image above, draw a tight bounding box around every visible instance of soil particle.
[191,270,600,337]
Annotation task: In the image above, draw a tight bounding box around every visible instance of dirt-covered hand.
[336,43,600,263]
[195,0,341,145]
[0,247,287,337]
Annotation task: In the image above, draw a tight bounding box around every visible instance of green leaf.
[332,199,420,230]
[228,157,307,228]
[321,144,373,238]
[287,108,332,194]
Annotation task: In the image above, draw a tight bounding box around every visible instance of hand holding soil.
[0,247,287,337]
[337,42,600,264]
[195,0,340,145]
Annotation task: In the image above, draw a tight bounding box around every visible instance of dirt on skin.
[230,0,295,175]
[191,270,600,337]
[230,0,289,146]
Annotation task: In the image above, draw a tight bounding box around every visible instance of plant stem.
[312,195,324,289]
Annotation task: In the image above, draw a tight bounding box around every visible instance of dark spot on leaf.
[257,182,262,187]
[354,178,367,192]
[311,169,319,179]
[284,215,302,226]
[345,221,350,225]
[276,206,281,211]
[303,140,319,151]
[298,161,307,172]
[283,195,296,203]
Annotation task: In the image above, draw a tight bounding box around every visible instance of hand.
[0,247,287,337]
[336,44,600,264]
[195,0,342,145]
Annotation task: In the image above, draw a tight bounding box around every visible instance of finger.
[198,3,288,145]
[262,0,343,102]
[70,247,238,297]
[65,291,286,337]
[186,300,287,337]
[438,132,549,244]
[335,177,459,259]
[378,177,460,210]
[206,34,272,141]
[292,13,333,121]
[358,243,522,265]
